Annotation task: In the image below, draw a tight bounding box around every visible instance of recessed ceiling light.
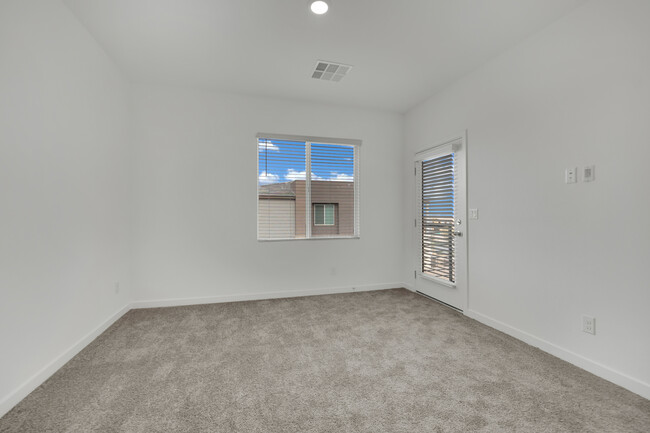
[310,1,329,15]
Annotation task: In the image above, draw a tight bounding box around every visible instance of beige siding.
[258,199,295,239]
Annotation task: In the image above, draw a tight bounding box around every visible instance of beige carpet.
[1,289,648,432]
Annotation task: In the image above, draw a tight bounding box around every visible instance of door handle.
[454,231,463,237]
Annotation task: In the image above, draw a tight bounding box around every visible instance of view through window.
[258,137,358,240]
[421,152,456,283]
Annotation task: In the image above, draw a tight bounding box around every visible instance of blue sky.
[258,139,354,185]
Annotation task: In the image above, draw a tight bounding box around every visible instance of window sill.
[258,236,360,242]
[417,272,456,288]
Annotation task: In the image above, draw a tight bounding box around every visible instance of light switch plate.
[583,165,595,182]
[469,209,479,220]
[565,167,577,184]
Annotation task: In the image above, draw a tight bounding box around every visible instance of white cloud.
[329,172,354,182]
[284,170,352,182]
[258,171,279,184]
[285,169,323,181]
[258,140,280,152]
[285,169,306,181]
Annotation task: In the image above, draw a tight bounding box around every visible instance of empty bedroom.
[0,0,648,431]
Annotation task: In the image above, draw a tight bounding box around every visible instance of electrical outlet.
[565,167,577,184]
[114,282,120,295]
[582,315,595,335]
[469,209,479,220]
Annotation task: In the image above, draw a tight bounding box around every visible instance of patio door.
[414,133,467,311]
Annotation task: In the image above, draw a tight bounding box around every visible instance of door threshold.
[415,291,463,313]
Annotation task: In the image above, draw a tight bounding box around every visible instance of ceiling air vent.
[311,61,352,82]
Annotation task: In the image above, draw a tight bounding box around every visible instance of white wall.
[403,0,650,397]
[2,0,647,417]
[131,85,403,303]
[0,0,132,413]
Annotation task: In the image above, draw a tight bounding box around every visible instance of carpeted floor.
[1,289,648,432]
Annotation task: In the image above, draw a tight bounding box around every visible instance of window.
[420,152,456,283]
[314,204,335,226]
[257,133,360,240]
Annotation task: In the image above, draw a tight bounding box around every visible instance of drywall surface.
[0,0,131,411]
[403,0,650,395]
[131,85,403,301]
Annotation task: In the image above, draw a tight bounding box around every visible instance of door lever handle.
[454,231,463,237]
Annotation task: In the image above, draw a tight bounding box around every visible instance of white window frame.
[256,133,361,241]
[313,203,336,226]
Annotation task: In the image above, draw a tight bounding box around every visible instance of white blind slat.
[421,152,456,283]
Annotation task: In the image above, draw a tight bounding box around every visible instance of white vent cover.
[311,61,352,82]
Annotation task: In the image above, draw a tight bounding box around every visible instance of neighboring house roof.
[259,179,354,199]
[258,181,296,198]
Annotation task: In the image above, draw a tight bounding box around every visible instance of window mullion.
[354,145,359,237]
[306,141,312,238]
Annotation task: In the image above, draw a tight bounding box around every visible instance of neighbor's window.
[314,204,335,226]
[257,134,359,240]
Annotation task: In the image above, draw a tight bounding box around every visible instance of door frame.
[413,131,468,312]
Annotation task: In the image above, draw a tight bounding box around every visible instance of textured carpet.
[1,289,648,432]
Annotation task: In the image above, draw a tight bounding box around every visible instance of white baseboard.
[465,309,650,400]
[0,304,131,418]
[131,283,405,309]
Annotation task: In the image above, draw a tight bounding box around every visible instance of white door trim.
[414,130,468,311]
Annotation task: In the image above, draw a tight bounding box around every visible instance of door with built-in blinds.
[414,133,467,311]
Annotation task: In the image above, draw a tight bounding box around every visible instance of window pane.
[314,204,324,225]
[310,143,355,237]
[421,153,455,283]
[258,139,306,239]
[324,204,335,225]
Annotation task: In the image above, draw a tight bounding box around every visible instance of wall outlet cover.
[565,167,577,184]
[582,315,596,335]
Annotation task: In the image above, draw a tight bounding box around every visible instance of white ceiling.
[63,0,587,113]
